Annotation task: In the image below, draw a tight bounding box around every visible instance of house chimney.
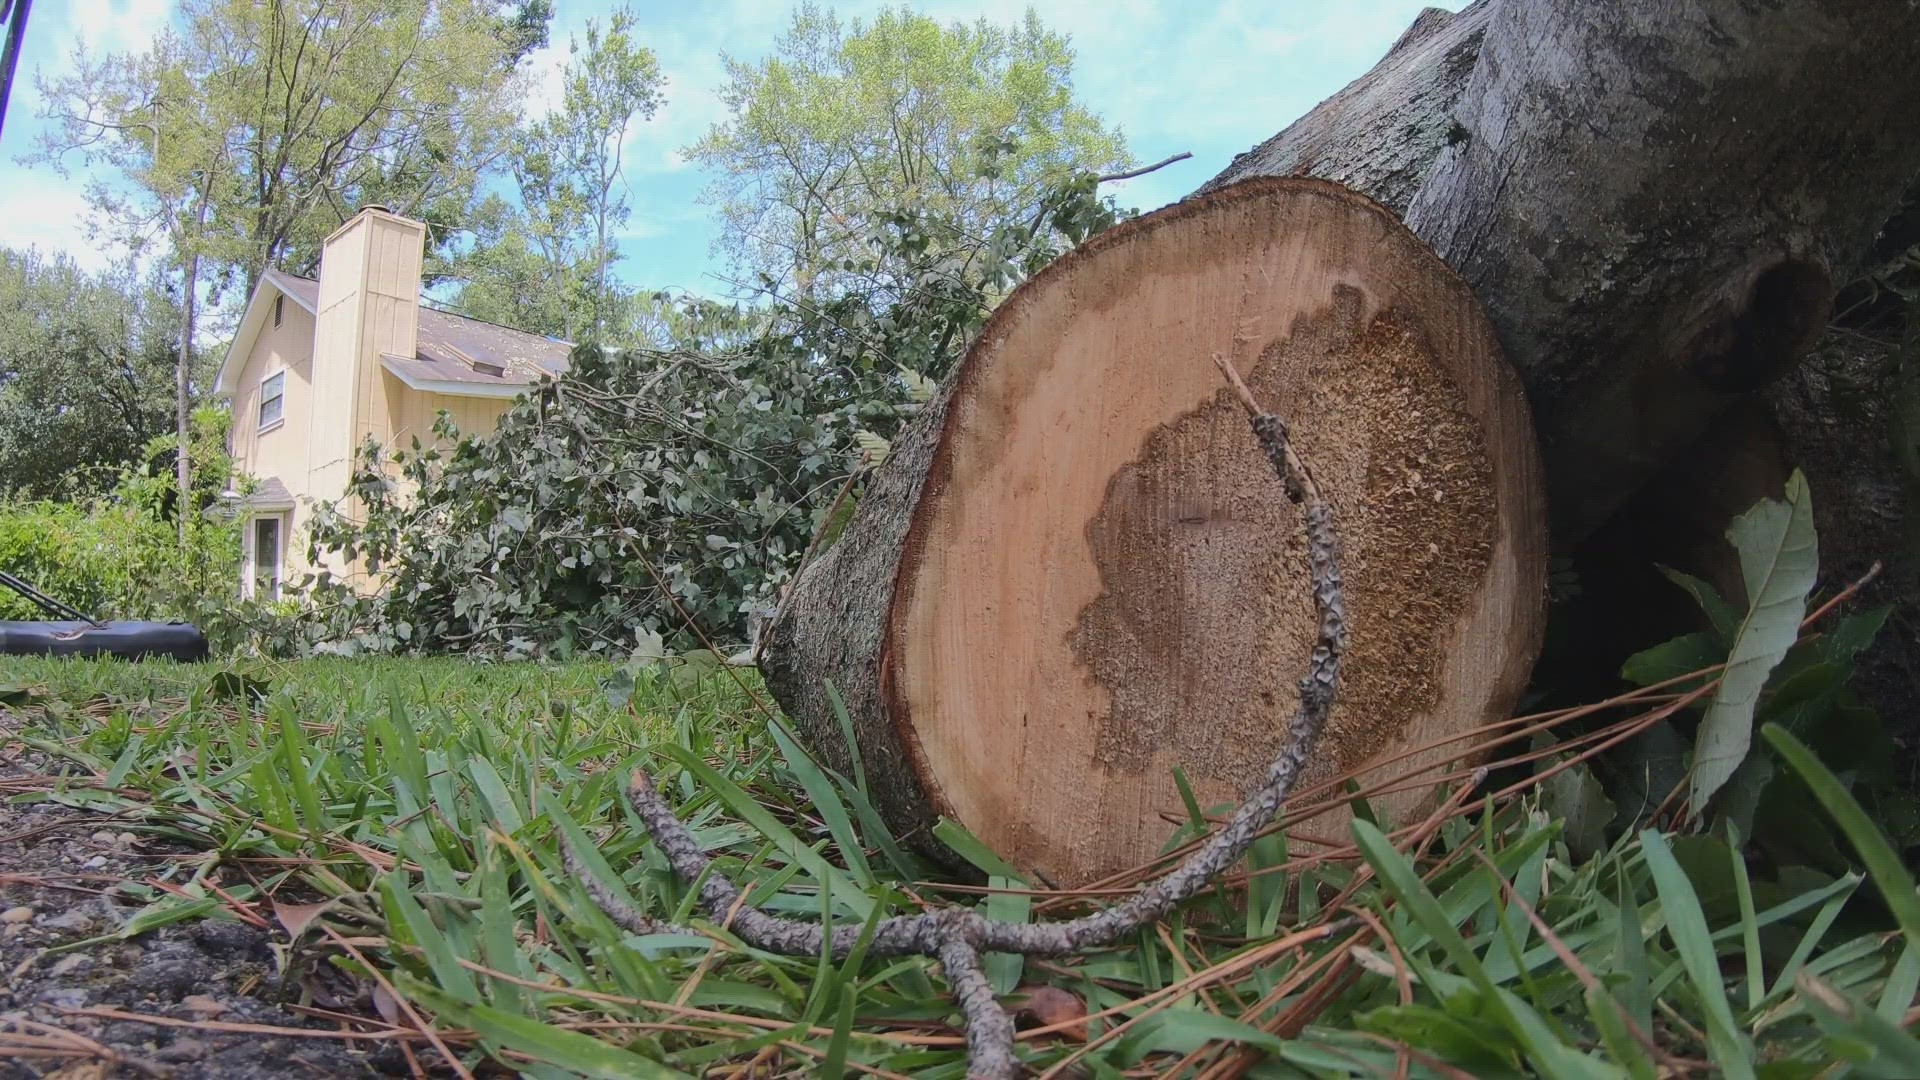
[306,206,426,511]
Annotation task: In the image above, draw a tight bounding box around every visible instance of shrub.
[296,171,1133,658]
[0,408,279,654]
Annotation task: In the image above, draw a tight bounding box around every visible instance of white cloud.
[64,0,173,58]
[520,39,571,121]
[0,174,115,272]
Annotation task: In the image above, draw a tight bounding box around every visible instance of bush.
[297,171,1133,658]
[0,408,281,654]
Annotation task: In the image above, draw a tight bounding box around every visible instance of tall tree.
[36,0,541,297]
[0,249,202,498]
[452,6,663,341]
[687,3,1130,299]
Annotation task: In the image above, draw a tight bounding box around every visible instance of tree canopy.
[687,3,1130,298]
[36,0,546,299]
[449,6,664,342]
[0,249,205,498]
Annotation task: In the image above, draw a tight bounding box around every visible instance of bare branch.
[1097,151,1193,184]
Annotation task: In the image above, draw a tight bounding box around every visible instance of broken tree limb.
[572,358,1343,1078]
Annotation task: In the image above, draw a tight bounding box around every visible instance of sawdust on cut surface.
[1074,286,1496,789]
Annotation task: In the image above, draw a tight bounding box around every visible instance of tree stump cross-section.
[763,177,1547,886]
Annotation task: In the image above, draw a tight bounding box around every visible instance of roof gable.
[213,271,572,399]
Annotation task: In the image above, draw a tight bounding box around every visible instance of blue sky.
[0,0,1458,302]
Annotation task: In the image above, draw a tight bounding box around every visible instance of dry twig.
[566,353,1346,1078]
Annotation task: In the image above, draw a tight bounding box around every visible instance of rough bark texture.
[765,179,1544,884]
[1207,0,1920,541]
[759,380,959,856]
[1207,0,1920,734]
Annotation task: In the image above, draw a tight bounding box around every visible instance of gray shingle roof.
[266,271,572,387]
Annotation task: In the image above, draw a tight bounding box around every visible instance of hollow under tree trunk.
[765,0,1920,880]
[763,179,1546,885]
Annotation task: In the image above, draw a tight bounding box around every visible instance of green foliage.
[1608,473,1916,863]
[296,165,1132,659]
[450,5,665,341]
[0,409,277,654]
[1691,470,1819,812]
[686,2,1131,297]
[7,653,1920,1075]
[0,249,206,498]
[36,0,533,294]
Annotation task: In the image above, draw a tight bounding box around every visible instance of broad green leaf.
[1540,760,1615,860]
[1693,471,1817,813]
[1620,632,1722,690]
[1766,724,1920,946]
[1660,566,1742,641]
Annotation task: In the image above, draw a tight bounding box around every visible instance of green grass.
[4,654,1919,1077]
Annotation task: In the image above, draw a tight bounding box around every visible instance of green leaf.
[1659,566,1742,641]
[401,977,690,1079]
[1693,471,1818,813]
[383,878,481,1005]
[1620,632,1722,690]
[768,719,872,883]
[982,875,1030,994]
[1796,972,1920,1079]
[1540,760,1614,860]
[933,818,1027,883]
[660,745,874,920]
[1765,724,1920,946]
[467,757,526,835]
[1640,830,1756,1079]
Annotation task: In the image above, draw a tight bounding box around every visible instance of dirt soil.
[1,716,401,1079]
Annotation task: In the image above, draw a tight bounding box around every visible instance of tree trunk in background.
[175,193,207,545]
[766,0,1920,875]
[764,180,1547,885]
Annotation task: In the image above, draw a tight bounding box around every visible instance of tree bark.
[175,190,208,545]
[766,0,1920,876]
[1211,0,1920,541]
[763,179,1546,885]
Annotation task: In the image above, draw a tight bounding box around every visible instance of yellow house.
[213,206,572,598]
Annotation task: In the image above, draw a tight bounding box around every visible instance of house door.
[249,515,284,600]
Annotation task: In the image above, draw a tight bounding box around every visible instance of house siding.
[223,206,544,597]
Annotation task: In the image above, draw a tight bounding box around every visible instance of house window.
[273,294,284,328]
[250,516,283,599]
[258,371,285,431]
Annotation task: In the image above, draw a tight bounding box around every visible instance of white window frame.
[245,514,286,600]
[258,369,286,434]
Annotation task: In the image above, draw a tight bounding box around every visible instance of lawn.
[4,653,1919,1077]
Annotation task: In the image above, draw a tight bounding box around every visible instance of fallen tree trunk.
[1209,0,1920,540]
[763,179,1546,884]
[766,0,1920,880]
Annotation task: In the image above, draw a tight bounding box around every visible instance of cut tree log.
[761,178,1546,885]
